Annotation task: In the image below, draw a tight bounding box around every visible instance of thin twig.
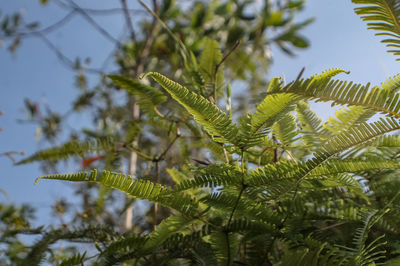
[215,40,241,75]
[58,0,121,46]
[319,221,346,231]
[0,188,11,201]
[135,0,158,76]
[227,186,245,227]
[18,11,76,36]
[69,7,146,16]
[35,32,103,74]
[157,130,180,161]
[138,0,189,63]
[213,40,241,101]
[295,66,306,82]
[125,145,153,160]
[0,151,26,164]
[154,160,160,229]
[120,0,136,41]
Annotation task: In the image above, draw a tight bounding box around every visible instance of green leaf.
[199,37,224,96]
[108,75,167,115]
[352,0,400,60]
[143,72,240,145]
[240,77,298,148]
[35,169,199,215]
[16,137,115,165]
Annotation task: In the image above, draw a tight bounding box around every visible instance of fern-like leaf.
[144,72,240,145]
[241,78,298,148]
[108,74,167,115]
[271,113,298,147]
[352,0,400,60]
[174,164,242,192]
[199,37,224,96]
[142,214,199,252]
[312,68,350,80]
[58,252,87,266]
[270,73,400,118]
[248,118,400,199]
[17,137,115,165]
[308,158,400,176]
[35,169,199,215]
[322,106,375,136]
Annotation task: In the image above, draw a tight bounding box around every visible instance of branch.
[138,0,190,63]
[35,32,104,74]
[55,0,121,46]
[120,0,136,41]
[0,151,26,164]
[213,40,241,101]
[18,11,76,37]
[135,0,159,75]
[68,7,147,16]
[157,129,180,161]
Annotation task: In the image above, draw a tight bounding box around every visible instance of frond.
[304,173,363,195]
[269,73,400,118]
[240,78,298,148]
[271,113,298,147]
[143,72,240,145]
[316,118,400,160]
[308,158,400,177]
[35,169,199,215]
[312,68,350,80]
[162,225,212,250]
[380,73,400,92]
[202,192,282,225]
[209,231,239,266]
[17,137,115,165]
[191,241,219,266]
[58,252,87,266]
[247,118,400,199]
[353,210,389,252]
[226,218,275,236]
[356,234,387,265]
[174,164,242,192]
[246,160,300,196]
[199,37,224,95]
[100,235,147,263]
[22,226,116,266]
[322,106,375,136]
[296,101,324,147]
[142,214,199,252]
[373,134,400,147]
[352,0,400,60]
[108,75,167,115]
[278,239,354,266]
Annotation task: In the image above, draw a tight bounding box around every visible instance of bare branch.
[55,0,121,46]
[35,32,103,74]
[70,7,147,16]
[120,0,136,41]
[18,11,76,37]
[0,151,26,164]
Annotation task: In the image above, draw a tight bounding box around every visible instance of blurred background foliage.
[0,0,312,264]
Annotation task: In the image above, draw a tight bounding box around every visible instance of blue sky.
[0,0,399,225]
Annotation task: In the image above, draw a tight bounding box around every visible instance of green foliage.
[16,137,115,165]
[36,169,199,215]
[7,0,400,265]
[108,75,167,116]
[144,72,240,145]
[29,63,400,263]
[352,0,400,60]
